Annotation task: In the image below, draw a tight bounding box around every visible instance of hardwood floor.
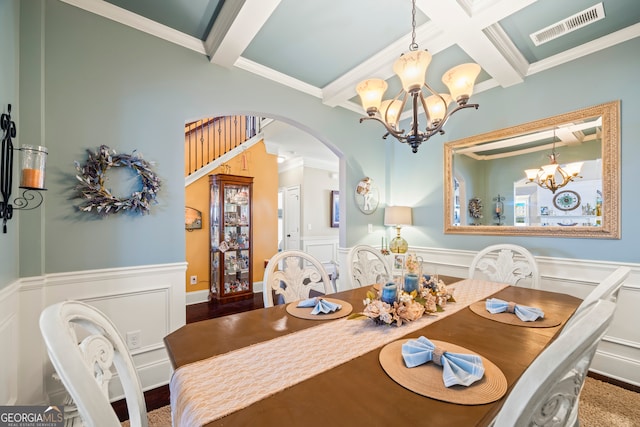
[112,293,264,422]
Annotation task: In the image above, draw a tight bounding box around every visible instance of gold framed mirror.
[444,101,620,239]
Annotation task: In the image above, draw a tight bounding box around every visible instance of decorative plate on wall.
[355,177,379,214]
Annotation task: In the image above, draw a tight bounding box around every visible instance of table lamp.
[384,206,412,253]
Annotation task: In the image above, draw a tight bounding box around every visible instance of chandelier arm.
[418,91,433,131]
[426,103,479,134]
[410,91,421,140]
[421,81,439,97]
[394,92,409,124]
[359,116,407,142]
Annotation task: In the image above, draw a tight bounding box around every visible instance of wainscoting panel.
[16,262,187,405]
[0,281,19,405]
[6,253,639,406]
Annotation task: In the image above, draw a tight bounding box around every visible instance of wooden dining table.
[164,278,581,427]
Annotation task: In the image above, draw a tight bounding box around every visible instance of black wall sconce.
[1,104,48,233]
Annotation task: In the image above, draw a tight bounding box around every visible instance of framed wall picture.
[391,254,406,275]
[330,190,339,228]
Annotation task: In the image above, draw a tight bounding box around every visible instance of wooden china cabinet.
[209,174,253,303]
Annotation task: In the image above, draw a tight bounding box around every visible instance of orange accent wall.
[185,141,278,294]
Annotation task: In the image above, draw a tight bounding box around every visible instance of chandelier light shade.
[356,0,481,154]
[384,206,413,254]
[524,131,583,193]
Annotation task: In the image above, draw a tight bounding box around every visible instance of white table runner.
[170,279,508,426]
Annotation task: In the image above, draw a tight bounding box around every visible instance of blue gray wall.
[6,1,640,289]
[0,0,20,287]
[18,1,388,277]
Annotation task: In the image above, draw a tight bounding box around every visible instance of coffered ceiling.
[60,0,640,164]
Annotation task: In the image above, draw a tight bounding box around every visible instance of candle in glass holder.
[404,274,419,294]
[21,168,43,188]
[19,145,48,189]
[381,282,397,304]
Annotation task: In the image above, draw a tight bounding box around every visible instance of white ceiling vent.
[530,2,605,46]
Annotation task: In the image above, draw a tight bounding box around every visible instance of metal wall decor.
[1,104,48,233]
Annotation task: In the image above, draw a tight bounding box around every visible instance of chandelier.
[355,0,481,153]
[524,131,583,194]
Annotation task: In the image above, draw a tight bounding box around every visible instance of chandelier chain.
[410,0,418,51]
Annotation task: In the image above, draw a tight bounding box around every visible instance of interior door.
[283,185,301,250]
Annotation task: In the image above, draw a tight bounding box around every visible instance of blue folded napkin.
[401,336,485,387]
[297,297,342,315]
[485,298,544,322]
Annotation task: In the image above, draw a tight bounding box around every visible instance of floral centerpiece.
[349,275,455,327]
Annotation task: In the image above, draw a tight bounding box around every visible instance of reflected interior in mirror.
[444,101,620,239]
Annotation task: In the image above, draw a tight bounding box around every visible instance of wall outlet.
[126,330,141,350]
[190,275,197,285]
[367,223,373,233]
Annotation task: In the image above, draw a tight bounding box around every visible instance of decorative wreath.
[74,145,161,216]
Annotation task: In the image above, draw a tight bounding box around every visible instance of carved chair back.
[263,250,334,307]
[39,301,148,427]
[469,244,540,288]
[347,245,392,288]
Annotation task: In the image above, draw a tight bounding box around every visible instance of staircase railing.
[185,116,260,176]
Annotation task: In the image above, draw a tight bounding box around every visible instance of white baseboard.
[186,289,210,305]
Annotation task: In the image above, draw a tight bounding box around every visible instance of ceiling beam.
[60,0,206,54]
[416,0,524,88]
[205,0,281,68]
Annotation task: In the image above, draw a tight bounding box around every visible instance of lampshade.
[384,206,413,226]
[564,161,584,176]
[425,94,453,123]
[385,206,412,254]
[393,50,432,93]
[540,163,560,179]
[380,99,402,129]
[442,63,481,104]
[356,79,388,114]
[524,168,539,181]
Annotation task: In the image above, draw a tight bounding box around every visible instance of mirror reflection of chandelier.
[355,0,481,154]
[524,130,583,194]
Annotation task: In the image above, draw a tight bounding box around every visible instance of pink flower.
[397,300,425,323]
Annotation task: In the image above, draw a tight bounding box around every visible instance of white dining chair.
[491,299,616,427]
[39,301,148,427]
[572,265,630,317]
[469,244,540,288]
[347,244,392,288]
[263,250,334,307]
[559,266,630,426]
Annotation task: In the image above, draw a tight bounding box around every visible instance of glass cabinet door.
[210,175,253,302]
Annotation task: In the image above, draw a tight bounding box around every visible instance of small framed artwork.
[330,190,339,228]
[392,254,406,274]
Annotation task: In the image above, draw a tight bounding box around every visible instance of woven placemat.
[285,298,352,320]
[468,301,560,328]
[379,339,507,405]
